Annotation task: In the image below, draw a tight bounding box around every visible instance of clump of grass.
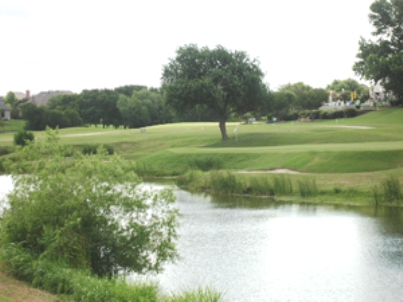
[272,175,293,195]
[249,176,273,196]
[333,186,342,194]
[382,175,401,203]
[298,178,318,197]
[372,185,382,205]
[209,171,242,194]
[176,169,204,186]
[162,287,223,302]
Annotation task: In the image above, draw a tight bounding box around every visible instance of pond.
[1,176,403,301]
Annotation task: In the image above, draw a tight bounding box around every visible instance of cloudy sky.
[1,0,376,96]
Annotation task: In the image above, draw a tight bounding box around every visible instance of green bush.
[13,130,34,146]
[0,146,14,156]
[81,144,114,155]
[344,108,358,118]
[1,129,179,278]
[333,110,345,119]
[187,155,222,171]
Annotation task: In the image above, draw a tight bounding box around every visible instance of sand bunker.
[236,169,304,174]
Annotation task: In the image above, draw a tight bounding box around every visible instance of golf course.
[1,107,402,205]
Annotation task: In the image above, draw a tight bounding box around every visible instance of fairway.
[1,108,403,175]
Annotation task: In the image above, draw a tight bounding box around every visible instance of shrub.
[1,129,179,278]
[13,130,34,146]
[344,108,358,118]
[333,110,345,119]
[81,144,114,155]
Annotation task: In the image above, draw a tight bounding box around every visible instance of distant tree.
[47,94,79,111]
[298,88,328,109]
[272,90,297,119]
[5,92,17,108]
[326,79,364,100]
[21,103,47,130]
[114,85,148,97]
[117,89,170,128]
[353,0,403,103]
[162,44,270,141]
[78,89,122,127]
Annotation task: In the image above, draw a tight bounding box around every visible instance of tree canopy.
[162,44,270,140]
[353,0,403,102]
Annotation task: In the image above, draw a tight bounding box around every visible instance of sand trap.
[334,126,374,130]
[61,132,105,137]
[236,169,304,174]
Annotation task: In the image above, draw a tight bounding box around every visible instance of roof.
[29,90,74,107]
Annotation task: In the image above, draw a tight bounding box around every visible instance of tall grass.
[162,287,223,302]
[272,175,293,195]
[297,178,318,197]
[209,171,242,194]
[382,175,401,203]
[0,244,222,302]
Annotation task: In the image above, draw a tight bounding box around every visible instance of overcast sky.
[1,0,376,96]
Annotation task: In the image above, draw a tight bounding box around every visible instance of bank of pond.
[174,169,403,206]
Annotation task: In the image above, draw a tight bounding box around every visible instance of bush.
[333,110,345,119]
[1,129,179,278]
[81,144,114,155]
[13,130,34,146]
[344,108,358,118]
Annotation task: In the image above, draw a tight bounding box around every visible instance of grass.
[1,108,403,195]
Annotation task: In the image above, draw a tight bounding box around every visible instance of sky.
[0,0,376,97]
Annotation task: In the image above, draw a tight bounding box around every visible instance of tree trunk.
[219,117,229,141]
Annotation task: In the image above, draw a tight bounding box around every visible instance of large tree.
[162,45,269,140]
[353,0,403,102]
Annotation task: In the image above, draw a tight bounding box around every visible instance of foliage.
[344,108,358,117]
[298,179,318,197]
[13,130,34,146]
[326,78,364,101]
[353,0,403,102]
[81,144,114,155]
[78,89,122,128]
[117,88,171,128]
[21,103,82,130]
[114,85,148,97]
[162,44,270,140]
[187,155,222,171]
[382,175,402,203]
[5,92,17,108]
[162,287,222,302]
[1,129,179,278]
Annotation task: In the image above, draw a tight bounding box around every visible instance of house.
[0,97,11,120]
[28,90,73,107]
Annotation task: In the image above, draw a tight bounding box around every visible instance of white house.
[0,97,11,120]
